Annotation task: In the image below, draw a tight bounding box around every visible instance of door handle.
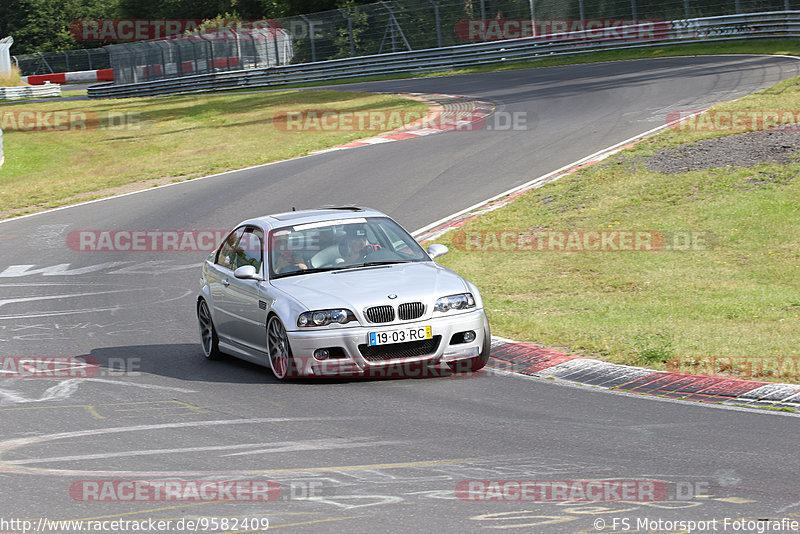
[222,279,230,287]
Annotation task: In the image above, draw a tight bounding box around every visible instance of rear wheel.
[198,300,223,360]
[268,316,295,380]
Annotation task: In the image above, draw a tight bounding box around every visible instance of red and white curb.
[408,108,799,412]
[22,69,114,85]
[309,93,495,155]
[487,340,800,411]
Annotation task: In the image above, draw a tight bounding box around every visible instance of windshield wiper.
[333,261,411,272]
[272,267,345,278]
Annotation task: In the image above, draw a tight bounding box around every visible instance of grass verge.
[0,66,27,87]
[436,74,800,383]
[0,90,427,218]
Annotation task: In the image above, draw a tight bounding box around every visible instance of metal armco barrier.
[88,11,800,99]
[0,83,61,100]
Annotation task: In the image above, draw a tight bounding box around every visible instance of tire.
[267,315,295,380]
[198,299,224,361]
[451,315,491,373]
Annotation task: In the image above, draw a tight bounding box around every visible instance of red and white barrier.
[22,69,113,85]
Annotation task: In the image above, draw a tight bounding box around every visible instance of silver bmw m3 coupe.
[197,207,490,379]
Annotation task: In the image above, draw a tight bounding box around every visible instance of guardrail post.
[299,15,317,63]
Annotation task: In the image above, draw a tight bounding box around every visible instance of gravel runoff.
[644,128,800,174]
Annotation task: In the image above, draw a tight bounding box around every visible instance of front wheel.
[198,300,224,361]
[267,316,295,380]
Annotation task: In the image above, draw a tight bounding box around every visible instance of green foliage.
[0,0,117,54]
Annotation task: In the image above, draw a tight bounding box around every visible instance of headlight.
[297,309,356,327]
[434,293,475,313]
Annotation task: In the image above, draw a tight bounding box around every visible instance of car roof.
[240,206,387,230]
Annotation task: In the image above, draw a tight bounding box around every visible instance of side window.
[232,227,264,272]
[216,227,245,270]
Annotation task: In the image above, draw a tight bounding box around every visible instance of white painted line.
[8,437,402,465]
[0,416,373,476]
[411,111,707,238]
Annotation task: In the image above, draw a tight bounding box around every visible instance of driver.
[343,229,380,263]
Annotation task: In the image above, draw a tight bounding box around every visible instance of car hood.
[269,261,469,312]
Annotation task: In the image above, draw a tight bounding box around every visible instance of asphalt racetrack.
[1,56,799,533]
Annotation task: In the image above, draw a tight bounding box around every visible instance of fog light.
[314,349,330,360]
[462,331,476,343]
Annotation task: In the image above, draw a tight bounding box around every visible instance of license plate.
[369,326,431,346]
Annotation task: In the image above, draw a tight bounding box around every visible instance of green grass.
[436,73,800,383]
[0,90,426,218]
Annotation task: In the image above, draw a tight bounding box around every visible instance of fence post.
[684,0,690,18]
[339,9,356,57]
[529,0,537,36]
[631,0,638,21]
[578,0,585,25]
[428,1,443,48]
[299,15,317,62]
[272,24,281,65]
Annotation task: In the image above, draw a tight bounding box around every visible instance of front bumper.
[285,308,488,377]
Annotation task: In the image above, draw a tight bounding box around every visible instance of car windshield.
[268,216,429,278]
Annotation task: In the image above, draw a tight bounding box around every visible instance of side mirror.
[427,243,449,259]
[234,265,262,280]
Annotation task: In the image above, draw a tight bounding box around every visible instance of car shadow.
[83,344,484,385]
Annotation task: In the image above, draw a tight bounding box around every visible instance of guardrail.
[88,11,800,99]
[0,128,4,168]
[0,82,61,100]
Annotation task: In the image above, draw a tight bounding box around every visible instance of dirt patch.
[644,129,800,174]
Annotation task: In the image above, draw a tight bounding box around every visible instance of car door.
[205,226,245,344]
[223,226,269,354]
